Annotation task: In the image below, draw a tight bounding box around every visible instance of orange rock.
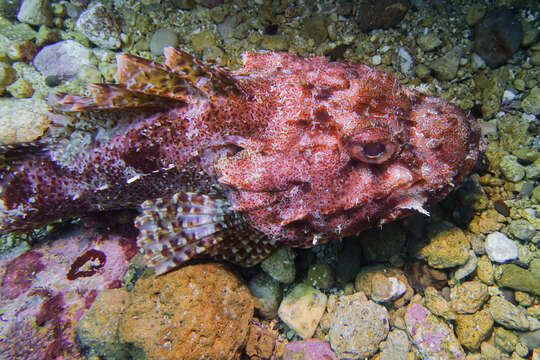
[118,263,254,360]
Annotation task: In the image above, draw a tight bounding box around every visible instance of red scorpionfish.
[0,48,481,274]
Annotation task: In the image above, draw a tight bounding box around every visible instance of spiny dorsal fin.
[135,191,275,275]
[115,53,205,100]
[55,83,178,111]
[164,47,242,96]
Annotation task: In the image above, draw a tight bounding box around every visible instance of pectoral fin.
[135,191,277,275]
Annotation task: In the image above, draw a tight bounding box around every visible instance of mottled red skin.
[0,51,480,253]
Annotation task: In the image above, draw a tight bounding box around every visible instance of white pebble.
[485,232,518,263]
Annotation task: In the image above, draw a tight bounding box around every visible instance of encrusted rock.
[118,263,253,360]
[424,287,456,321]
[354,0,410,31]
[329,292,389,359]
[455,309,494,351]
[378,329,410,360]
[33,40,94,79]
[76,2,121,50]
[487,296,530,331]
[508,219,536,241]
[261,246,296,283]
[17,0,53,26]
[405,303,465,360]
[416,32,442,52]
[76,288,130,359]
[248,272,282,318]
[500,154,526,182]
[150,28,179,56]
[450,281,489,314]
[0,98,51,144]
[355,265,413,306]
[473,7,523,68]
[278,283,327,339]
[306,263,334,290]
[282,339,338,360]
[485,232,519,263]
[244,320,277,359]
[420,222,471,269]
[430,48,461,81]
[496,263,540,296]
[477,255,495,285]
[522,87,540,115]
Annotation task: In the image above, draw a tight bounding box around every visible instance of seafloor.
[0,0,539,359]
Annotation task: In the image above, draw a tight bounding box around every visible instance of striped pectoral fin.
[134,191,276,275]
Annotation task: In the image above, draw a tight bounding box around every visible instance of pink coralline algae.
[0,48,481,274]
[0,229,135,359]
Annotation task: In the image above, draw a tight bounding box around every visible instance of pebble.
[150,28,179,56]
[416,32,442,52]
[496,263,540,296]
[329,292,389,359]
[488,296,530,331]
[261,246,296,283]
[521,87,540,115]
[278,283,327,339]
[452,250,478,281]
[282,339,338,360]
[76,288,130,359]
[355,266,413,307]
[500,154,526,182]
[485,232,519,263]
[0,63,16,87]
[449,281,489,314]
[306,263,334,290]
[508,219,536,242]
[420,222,471,269]
[455,309,494,351]
[33,40,94,79]
[0,0,21,18]
[477,255,495,285]
[424,287,456,321]
[76,2,121,50]
[248,272,282,319]
[473,7,523,68]
[494,327,519,354]
[378,329,410,360]
[405,303,465,360]
[396,47,414,76]
[260,34,289,51]
[0,98,51,144]
[370,273,407,303]
[430,48,461,81]
[6,77,33,97]
[17,0,53,26]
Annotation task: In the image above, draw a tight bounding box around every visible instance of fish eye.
[344,137,397,164]
[362,142,386,158]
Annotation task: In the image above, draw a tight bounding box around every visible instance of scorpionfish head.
[216,52,481,247]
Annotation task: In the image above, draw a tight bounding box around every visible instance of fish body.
[0,49,481,274]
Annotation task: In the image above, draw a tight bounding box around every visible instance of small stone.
[500,154,526,182]
[477,255,495,285]
[430,48,461,81]
[282,339,338,360]
[118,263,253,359]
[76,288,130,359]
[261,246,296,283]
[450,281,489,314]
[278,284,327,339]
[0,0,22,18]
[306,263,334,290]
[245,321,277,359]
[17,0,53,26]
[522,87,540,115]
[496,264,540,296]
[76,2,121,50]
[0,98,51,144]
[355,0,409,31]
[420,221,471,269]
[471,53,487,71]
[378,329,410,360]
[6,78,33,98]
[494,327,519,353]
[488,296,530,331]
[35,25,60,47]
[481,341,507,360]
[396,47,414,76]
[150,28,179,56]
[371,273,407,303]
[248,272,282,319]
[302,15,328,44]
[33,40,94,79]
[405,303,465,360]
[0,63,16,87]
[260,34,289,51]
[455,309,493,351]
[6,40,38,62]
[465,4,486,25]
[424,287,457,321]
[452,250,478,281]
[77,64,102,84]
[485,232,519,263]
[329,292,389,359]
[415,63,431,79]
[416,32,442,52]
[508,219,536,241]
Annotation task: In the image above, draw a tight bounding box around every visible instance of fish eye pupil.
[363,142,385,158]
